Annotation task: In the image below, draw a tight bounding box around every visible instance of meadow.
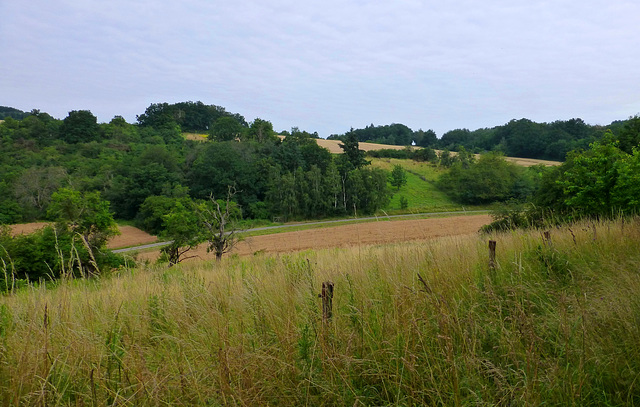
[370,158,463,213]
[1,217,639,405]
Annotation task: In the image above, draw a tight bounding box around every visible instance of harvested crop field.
[8,223,157,249]
[8,222,49,235]
[107,226,157,249]
[135,214,491,262]
[277,136,561,166]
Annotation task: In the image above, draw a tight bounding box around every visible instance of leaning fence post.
[489,240,497,271]
[320,281,334,321]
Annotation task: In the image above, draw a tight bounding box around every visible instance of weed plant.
[0,218,639,405]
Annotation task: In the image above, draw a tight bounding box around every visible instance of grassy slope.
[370,157,466,213]
[1,218,640,405]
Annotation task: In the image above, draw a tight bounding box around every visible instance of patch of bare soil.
[135,214,491,263]
[8,222,50,235]
[107,226,157,249]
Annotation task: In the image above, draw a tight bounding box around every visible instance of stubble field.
[134,214,491,262]
[10,215,491,262]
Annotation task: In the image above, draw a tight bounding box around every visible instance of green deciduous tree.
[47,188,120,274]
[59,110,100,144]
[247,118,277,142]
[346,167,390,216]
[558,140,626,216]
[209,116,245,141]
[413,147,438,163]
[14,166,67,219]
[616,115,640,154]
[414,129,437,147]
[438,153,531,205]
[160,200,205,266]
[439,150,456,167]
[389,164,408,190]
[611,149,640,212]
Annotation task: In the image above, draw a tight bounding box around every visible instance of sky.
[1,0,639,137]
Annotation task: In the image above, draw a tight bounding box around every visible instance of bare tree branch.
[198,186,244,261]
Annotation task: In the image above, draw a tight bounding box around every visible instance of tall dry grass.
[1,218,640,405]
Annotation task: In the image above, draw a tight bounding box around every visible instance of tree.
[558,139,626,217]
[160,200,205,266]
[209,116,244,141]
[389,164,408,190]
[59,110,100,144]
[247,118,277,142]
[415,129,437,147]
[339,130,369,170]
[611,149,640,212]
[437,153,530,205]
[616,115,640,154]
[439,150,456,167]
[136,189,191,235]
[136,101,246,132]
[413,147,438,163]
[14,166,67,219]
[439,128,471,150]
[196,188,243,260]
[186,141,260,210]
[47,188,119,274]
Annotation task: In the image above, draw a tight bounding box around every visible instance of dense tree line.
[329,117,633,161]
[437,152,537,205]
[0,103,395,285]
[481,116,640,231]
[437,118,607,160]
[0,106,31,120]
[329,124,437,147]
[0,104,391,229]
[136,101,247,132]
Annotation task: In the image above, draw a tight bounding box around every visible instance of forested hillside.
[329,117,631,161]
[0,103,390,227]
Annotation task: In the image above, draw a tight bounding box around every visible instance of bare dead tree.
[198,186,244,261]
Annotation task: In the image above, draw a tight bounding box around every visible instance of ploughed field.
[9,214,491,261]
[9,224,158,249]
[135,214,491,261]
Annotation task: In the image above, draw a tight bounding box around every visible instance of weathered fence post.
[488,240,497,271]
[543,230,552,247]
[320,281,334,321]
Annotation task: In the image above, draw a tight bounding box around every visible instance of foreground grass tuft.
[1,218,640,405]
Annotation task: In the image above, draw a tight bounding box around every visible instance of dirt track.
[135,214,491,262]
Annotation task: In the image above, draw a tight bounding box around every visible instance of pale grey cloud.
[1,0,639,136]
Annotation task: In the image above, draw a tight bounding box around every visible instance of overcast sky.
[1,0,639,137]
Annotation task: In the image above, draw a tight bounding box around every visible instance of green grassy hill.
[370,157,465,213]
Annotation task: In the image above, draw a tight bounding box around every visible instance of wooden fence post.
[489,240,497,271]
[320,281,334,321]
